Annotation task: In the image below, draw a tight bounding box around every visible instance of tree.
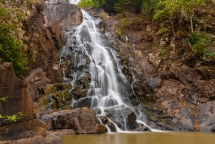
[153,0,181,35]
[77,0,105,8]
[114,0,143,14]
[0,2,28,75]
[153,0,206,34]
[180,0,205,32]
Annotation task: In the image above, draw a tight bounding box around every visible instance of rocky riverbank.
[84,6,215,132]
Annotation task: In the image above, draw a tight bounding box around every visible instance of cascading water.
[59,9,150,132]
[69,0,81,4]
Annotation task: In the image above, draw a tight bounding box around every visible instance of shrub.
[0,3,28,75]
[0,96,23,134]
[77,0,104,8]
[115,29,122,38]
[188,32,215,60]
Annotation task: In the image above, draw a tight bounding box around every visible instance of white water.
[76,10,125,112]
[59,9,150,132]
[70,0,81,4]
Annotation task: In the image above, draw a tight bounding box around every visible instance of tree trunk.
[190,12,194,33]
[170,19,175,36]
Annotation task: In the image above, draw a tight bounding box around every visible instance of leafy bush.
[115,29,122,38]
[156,27,169,35]
[1,0,37,8]
[114,0,143,14]
[0,96,23,134]
[188,32,215,59]
[77,0,104,8]
[120,17,133,31]
[0,3,28,75]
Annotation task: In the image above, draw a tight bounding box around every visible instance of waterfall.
[59,10,150,132]
[70,0,81,4]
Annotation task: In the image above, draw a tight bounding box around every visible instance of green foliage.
[0,96,8,102]
[114,0,143,13]
[1,0,37,8]
[153,0,206,33]
[0,112,23,122]
[0,3,28,75]
[0,96,23,134]
[153,0,205,20]
[115,28,121,38]
[188,32,215,59]
[156,27,169,35]
[77,0,105,8]
[120,17,133,31]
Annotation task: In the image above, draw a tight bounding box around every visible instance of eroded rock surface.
[41,107,107,134]
[0,62,33,123]
[88,8,215,132]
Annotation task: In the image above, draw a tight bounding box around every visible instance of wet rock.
[100,116,108,124]
[107,121,116,132]
[135,123,151,131]
[93,107,102,115]
[74,97,92,108]
[104,105,137,130]
[41,108,107,134]
[0,62,33,123]
[96,124,107,134]
[196,101,215,132]
[72,89,88,98]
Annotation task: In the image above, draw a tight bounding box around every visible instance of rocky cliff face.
[24,1,82,102]
[0,62,62,143]
[88,6,215,132]
[0,0,84,143]
[0,62,33,122]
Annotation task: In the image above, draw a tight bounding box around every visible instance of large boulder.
[104,105,137,130]
[0,62,34,123]
[41,107,107,134]
[0,119,63,144]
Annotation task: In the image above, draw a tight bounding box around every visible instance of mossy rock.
[44,84,55,95]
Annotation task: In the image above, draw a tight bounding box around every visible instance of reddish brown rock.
[0,62,33,123]
[0,119,63,143]
[41,107,107,134]
[43,2,83,42]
